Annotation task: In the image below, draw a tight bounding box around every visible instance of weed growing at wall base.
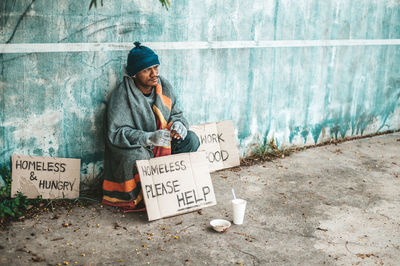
[241,130,400,166]
[251,139,292,162]
[0,165,29,223]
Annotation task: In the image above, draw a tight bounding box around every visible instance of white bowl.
[210,219,231,232]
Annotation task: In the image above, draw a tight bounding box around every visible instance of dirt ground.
[1,133,399,265]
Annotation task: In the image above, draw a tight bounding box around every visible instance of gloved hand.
[171,121,187,140]
[143,130,171,147]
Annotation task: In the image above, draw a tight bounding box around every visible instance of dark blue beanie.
[126,41,160,76]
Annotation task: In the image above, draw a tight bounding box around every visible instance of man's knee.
[171,130,200,154]
[185,130,200,152]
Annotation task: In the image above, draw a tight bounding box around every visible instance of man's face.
[134,65,159,87]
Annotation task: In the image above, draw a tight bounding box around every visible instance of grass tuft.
[252,139,292,161]
[0,165,29,224]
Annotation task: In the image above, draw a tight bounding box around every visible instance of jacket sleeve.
[106,82,148,149]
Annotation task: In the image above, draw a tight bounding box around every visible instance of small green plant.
[0,165,29,221]
[89,0,171,10]
[252,139,292,161]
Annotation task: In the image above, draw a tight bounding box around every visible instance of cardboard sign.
[136,152,216,221]
[11,154,81,199]
[190,120,240,172]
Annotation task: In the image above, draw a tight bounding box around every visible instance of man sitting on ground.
[103,41,200,211]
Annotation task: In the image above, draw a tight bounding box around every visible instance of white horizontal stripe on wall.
[1,39,400,54]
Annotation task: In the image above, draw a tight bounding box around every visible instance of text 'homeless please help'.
[140,159,212,209]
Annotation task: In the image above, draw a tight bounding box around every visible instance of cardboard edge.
[136,159,162,221]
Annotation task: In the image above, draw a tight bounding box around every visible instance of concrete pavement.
[1,133,399,265]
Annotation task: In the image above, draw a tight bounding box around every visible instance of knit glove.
[171,121,187,140]
[141,130,171,147]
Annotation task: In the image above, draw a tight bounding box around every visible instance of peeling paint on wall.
[1,0,399,184]
[2,109,61,156]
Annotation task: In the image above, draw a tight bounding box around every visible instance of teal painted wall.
[1,0,400,185]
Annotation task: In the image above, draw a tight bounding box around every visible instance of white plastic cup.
[232,199,247,225]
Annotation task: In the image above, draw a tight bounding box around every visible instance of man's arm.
[106,82,149,149]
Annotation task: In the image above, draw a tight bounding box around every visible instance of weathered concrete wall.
[1,0,400,184]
